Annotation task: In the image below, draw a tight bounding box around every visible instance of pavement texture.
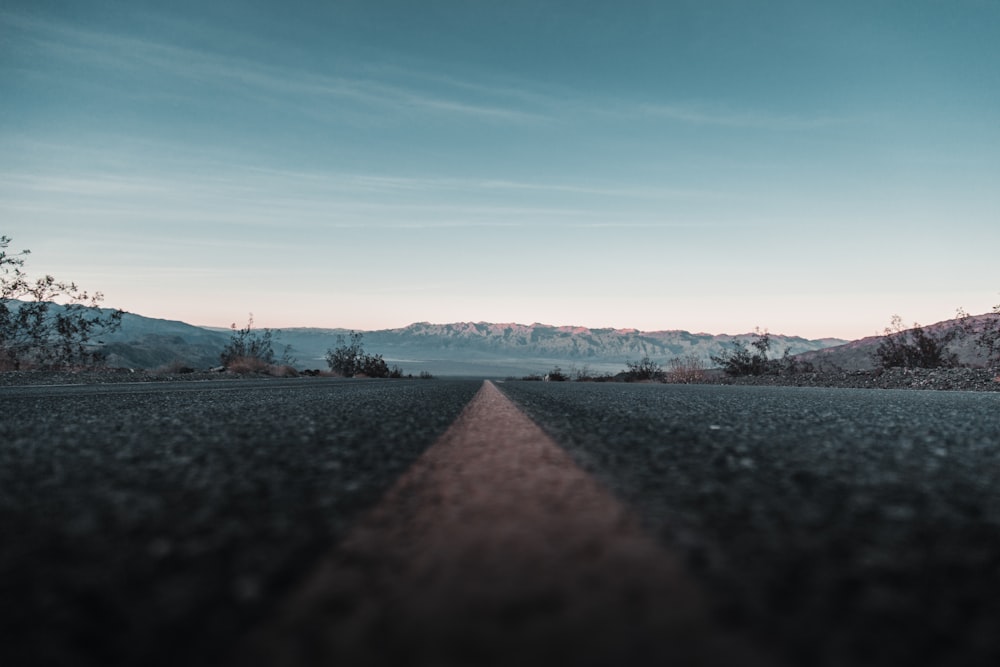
[236,381,762,667]
[497,381,1000,667]
[0,378,481,667]
[5,377,1000,666]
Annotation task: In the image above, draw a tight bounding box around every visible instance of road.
[498,381,1000,667]
[0,377,481,667]
[2,378,1000,666]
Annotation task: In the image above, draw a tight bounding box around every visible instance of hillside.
[793,314,996,371]
[246,321,846,376]
[99,313,231,369]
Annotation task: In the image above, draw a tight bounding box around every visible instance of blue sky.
[2,0,998,339]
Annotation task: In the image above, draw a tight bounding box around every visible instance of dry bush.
[573,372,615,382]
[624,356,665,382]
[710,329,774,376]
[666,354,707,383]
[873,315,958,369]
[221,314,294,371]
[224,357,300,377]
[224,356,272,374]
[2,236,123,369]
[545,366,568,381]
[325,332,401,378]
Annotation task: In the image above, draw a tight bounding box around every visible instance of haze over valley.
[97,310,847,377]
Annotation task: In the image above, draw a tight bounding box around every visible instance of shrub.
[220,314,294,371]
[710,329,773,376]
[325,331,401,378]
[872,315,958,369]
[0,235,123,369]
[545,366,569,381]
[357,352,389,378]
[775,347,814,375]
[326,331,364,376]
[666,354,707,383]
[572,365,615,382]
[624,356,665,382]
[225,355,271,374]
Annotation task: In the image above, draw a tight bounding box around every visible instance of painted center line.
[236,381,767,666]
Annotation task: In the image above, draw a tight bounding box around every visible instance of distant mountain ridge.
[90,311,995,376]
[95,314,849,375]
[240,321,848,376]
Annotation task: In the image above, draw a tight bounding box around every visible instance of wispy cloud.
[1,13,545,124]
[2,151,743,238]
[0,173,168,196]
[360,62,564,110]
[239,167,721,200]
[1,169,601,229]
[636,103,848,129]
[3,12,852,132]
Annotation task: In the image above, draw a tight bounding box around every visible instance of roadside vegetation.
[570,365,615,382]
[666,354,708,383]
[710,329,774,376]
[221,322,417,379]
[220,314,297,375]
[326,331,403,378]
[871,315,958,370]
[623,356,665,382]
[515,303,1000,388]
[708,329,810,377]
[5,232,995,388]
[544,366,569,381]
[959,305,1000,367]
[0,235,123,370]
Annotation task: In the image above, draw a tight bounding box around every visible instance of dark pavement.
[3,378,1000,666]
[0,378,480,667]
[498,381,1000,667]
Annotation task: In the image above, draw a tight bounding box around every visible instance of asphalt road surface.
[0,378,481,667]
[498,381,1000,667]
[3,378,1000,666]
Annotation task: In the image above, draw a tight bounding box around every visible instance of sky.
[2,0,998,339]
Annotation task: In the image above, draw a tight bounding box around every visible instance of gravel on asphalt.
[497,381,1000,667]
[237,381,768,667]
[705,366,1000,392]
[0,378,481,667]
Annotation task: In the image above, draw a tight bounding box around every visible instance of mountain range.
[98,313,850,376]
